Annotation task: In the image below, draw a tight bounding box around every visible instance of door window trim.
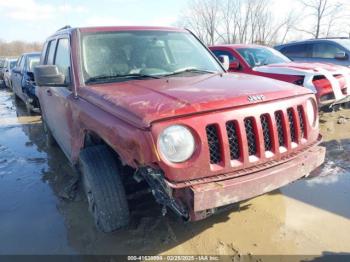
[53,35,72,90]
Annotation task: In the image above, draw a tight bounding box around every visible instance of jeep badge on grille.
[248,95,265,102]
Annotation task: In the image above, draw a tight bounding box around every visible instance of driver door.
[39,37,74,159]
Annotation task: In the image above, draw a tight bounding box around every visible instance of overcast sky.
[0,0,347,42]
[0,0,188,42]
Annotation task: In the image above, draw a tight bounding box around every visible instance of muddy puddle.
[0,87,349,258]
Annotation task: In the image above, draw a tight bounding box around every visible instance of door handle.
[46,89,52,96]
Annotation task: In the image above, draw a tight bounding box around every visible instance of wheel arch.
[75,129,133,168]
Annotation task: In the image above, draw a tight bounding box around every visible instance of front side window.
[81,30,223,84]
[46,39,57,65]
[19,56,26,71]
[54,38,71,84]
[212,50,237,63]
[312,43,343,58]
[281,44,311,58]
[16,56,23,67]
[237,47,290,67]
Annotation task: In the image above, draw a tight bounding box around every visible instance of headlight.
[306,98,317,127]
[158,125,195,163]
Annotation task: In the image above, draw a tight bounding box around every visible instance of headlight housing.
[306,98,317,127]
[158,125,195,163]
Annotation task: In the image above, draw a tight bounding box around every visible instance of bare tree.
[299,0,344,38]
[181,0,222,45]
[218,0,240,43]
[179,0,307,46]
[0,40,42,57]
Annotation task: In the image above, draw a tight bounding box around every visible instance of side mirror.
[27,71,35,81]
[335,51,348,60]
[34,65,65,86]
[229,61,240,70]
[218,55,230,71]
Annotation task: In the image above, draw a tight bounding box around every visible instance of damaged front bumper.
[138,145,325,221]
[329,94,350,108]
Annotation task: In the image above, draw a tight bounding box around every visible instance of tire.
[79,145,130,232]
[43,119,56,146]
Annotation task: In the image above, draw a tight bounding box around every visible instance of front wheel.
[79,145,130,232]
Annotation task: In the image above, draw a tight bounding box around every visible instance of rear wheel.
[79,145,130,232]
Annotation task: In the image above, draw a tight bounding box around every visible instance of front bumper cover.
[175,145,325,221]
[141,145,326,221]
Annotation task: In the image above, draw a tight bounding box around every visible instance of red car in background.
[209,44,350,109]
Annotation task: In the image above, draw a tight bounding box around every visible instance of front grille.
[244,118,257,156]
[226,121,240,159]
[275,111,286,147]
[206,125,221,164]
[297,106,306,138]
[205,104,307,165]
[287,108,297,143]
[260,114,272,151]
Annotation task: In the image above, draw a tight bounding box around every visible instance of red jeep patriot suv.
[34,26,325,232]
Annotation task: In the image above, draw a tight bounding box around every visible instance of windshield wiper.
[163,67,217,77]
[85,73,161,83]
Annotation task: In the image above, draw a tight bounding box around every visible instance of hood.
[254,62,350,76]
[79,73,311,128]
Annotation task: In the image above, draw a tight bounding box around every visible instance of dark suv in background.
[11,52,41,112]
[275,38,350,67]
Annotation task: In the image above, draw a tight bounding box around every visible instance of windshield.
[81,30,223,83]
[27,56,40,71]
[336,39,350,50]
[237,47,291,68]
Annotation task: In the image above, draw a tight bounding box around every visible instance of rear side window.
[46,39,57,65]
[54,38,71,84]
[311,43,343,58]
[212,50,237,63]
[280,44,311,58]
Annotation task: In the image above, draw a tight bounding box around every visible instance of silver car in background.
[3,58,18,89]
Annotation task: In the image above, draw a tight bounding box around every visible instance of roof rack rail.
[56,25,71,32]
